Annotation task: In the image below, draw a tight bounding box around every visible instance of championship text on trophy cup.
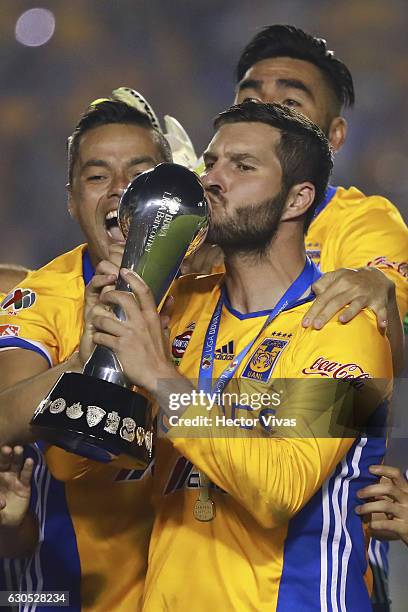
[30,163,208,465]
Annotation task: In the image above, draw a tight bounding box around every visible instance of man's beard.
[206,189,288,256]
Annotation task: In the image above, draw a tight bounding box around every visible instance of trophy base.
[30,372,153,467]
[30,425,119,463]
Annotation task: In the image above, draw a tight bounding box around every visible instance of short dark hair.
[236,25,354,113]
[214,100,333,231]
[68,100,172,185]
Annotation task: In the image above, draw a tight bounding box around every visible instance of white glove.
[111,87,198,170]
[163,115,198,170]
[111,87,162,131]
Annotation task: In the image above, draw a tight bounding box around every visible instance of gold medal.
[194,471,215,521]
[194,498,215,521]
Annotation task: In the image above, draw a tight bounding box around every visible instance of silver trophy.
[30,163,208,466]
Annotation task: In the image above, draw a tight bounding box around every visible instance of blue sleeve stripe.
[369,539,389,604]
[277,434,387,611]
[0,338,52,367]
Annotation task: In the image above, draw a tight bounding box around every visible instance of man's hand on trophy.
[80,244,126,364]
[80,268,117,366]
[90,268,176,392]
[85,264,117,314]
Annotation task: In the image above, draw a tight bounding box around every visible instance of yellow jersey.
[208,186,408,317]
[306,185,408,317]
[143,271,392,611]
[0,244,153,611]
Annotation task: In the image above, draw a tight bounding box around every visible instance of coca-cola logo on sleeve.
[302,356,371,390]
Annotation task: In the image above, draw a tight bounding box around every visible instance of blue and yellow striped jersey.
[0,244,153,611]
[143,271,392,611]
[305,185,408,318]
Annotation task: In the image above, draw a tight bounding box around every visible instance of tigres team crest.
[242,337,288,382]
[172,322,195,364]
[0,288,36,315]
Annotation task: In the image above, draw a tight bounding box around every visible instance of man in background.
[234,26,407,370]
[233,24,408,610]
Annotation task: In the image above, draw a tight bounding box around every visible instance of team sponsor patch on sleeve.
[302,356,371,390]
[241,336,289,383]
[0,288,36,315]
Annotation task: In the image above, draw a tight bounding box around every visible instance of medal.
[194,498,215,521]
[194,471,215,521]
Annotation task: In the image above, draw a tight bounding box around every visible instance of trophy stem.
[82,248,136,387]
[83,345,129,387]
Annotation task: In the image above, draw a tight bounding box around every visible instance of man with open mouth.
[0,96,172,611]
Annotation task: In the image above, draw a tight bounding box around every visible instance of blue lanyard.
[198,258,320,395]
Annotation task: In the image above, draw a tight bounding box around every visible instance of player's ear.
[281,182,315,222]
[327,116,347,152]
[67,183,78,220]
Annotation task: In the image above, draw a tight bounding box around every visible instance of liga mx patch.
[0,288,36,315]
[242,337,288,382]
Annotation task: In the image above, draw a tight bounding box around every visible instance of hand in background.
[302,267,394,331]
[0,446,33,528]
[356,465,408,547]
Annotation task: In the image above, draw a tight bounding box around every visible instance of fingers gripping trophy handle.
[82,262,134,387]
